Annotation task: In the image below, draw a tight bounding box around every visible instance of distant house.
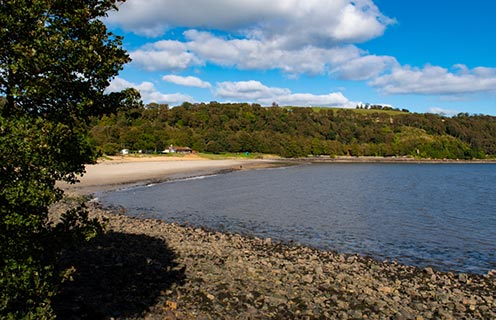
[162,145,193,154]
[175,146,193,154]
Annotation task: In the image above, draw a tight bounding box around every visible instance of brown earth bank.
[50,197,496,320]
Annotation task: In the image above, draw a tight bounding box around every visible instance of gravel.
[52,199,496,320]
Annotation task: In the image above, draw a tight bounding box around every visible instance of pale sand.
[60,157,277,194]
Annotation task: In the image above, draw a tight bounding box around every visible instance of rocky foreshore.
[52,200,496,320]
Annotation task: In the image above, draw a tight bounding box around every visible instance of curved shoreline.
[60,155,496,195]
[60,158,287,194]
[53,157,496,318]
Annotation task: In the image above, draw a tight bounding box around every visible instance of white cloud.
[130,31,395,79]
[215,80,353,107]
[428,107,459,116]
[106,1,496,107]
[107,77,193,105]
[162,75,211,88]
[216,80,290,100]
[330,54,398,80]
[108,0,282,37]
[371,64,496,95]
[259,92,353,107]
[131,41,202,72]
[114,1,396,80]
[107,0,394,46]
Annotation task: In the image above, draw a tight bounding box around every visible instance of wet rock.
[458,273,468,283]
[424,267,434,275]
[51,198,496,320]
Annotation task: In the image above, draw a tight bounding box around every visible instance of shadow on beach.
[53,231,185,319]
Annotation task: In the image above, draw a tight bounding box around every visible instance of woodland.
[90,102,496,159]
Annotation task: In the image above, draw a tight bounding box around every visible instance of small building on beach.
[162,145,193,154]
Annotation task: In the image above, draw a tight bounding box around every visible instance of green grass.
[197,152,280,160]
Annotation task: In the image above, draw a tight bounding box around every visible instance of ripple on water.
[98,163,496,274]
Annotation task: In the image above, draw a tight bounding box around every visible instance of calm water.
[97,163,496,274]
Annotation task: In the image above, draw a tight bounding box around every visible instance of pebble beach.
[53,157,496,319]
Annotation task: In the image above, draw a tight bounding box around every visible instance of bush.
[101,143,121,156]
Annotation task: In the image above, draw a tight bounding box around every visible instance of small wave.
[173,175,217,183]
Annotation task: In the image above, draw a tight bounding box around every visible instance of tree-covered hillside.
[89,102,496,159]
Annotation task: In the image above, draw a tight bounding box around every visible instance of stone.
[165,300,178,310]
[458,273,468,283]
[302,274,314,284]
[379,286,394,294]
[50,200,496,320]
[424,267,434,275]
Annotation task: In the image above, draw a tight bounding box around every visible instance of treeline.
[356,103,409,113]
[89,102,496,159]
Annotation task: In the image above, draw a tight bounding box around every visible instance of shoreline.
[292,156,496,164]
[53,157,496,318]
[52,200,496,319]
[61,155,496,196]
[60,157,288,195]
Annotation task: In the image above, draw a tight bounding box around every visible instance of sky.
[104,0,496,115]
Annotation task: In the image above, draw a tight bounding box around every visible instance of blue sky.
[105,0,496,115]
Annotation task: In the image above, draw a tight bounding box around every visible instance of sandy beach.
[60,155,496,194]
[60,155,279,194]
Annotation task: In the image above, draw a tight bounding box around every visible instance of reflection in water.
[98,163,496,274]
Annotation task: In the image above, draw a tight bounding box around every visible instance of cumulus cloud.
[106,0,496,104]
[107,77,193,105]
[428,107,459,116]
[131,41,202,72]
[330,54,398,80]
[259,92,353,107]
[162,75,212,88]
[108,0,281,37]
[215,80,353,107]
[258,0,395,49]
[371,64,496,95]
[108,0,394,46]
[130,31,396,79]
[216,81,290,100]
[114,1,396,80]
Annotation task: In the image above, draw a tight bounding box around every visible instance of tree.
[0,0,140,317]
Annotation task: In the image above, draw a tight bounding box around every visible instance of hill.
[89,102,496,159]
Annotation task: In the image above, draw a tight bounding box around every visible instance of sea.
[96,163,496,274]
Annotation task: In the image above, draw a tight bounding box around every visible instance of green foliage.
[0,0,139,317]
[89,103,496,160]
[101,142,121,155]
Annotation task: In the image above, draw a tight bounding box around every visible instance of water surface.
[97,163,496,274]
